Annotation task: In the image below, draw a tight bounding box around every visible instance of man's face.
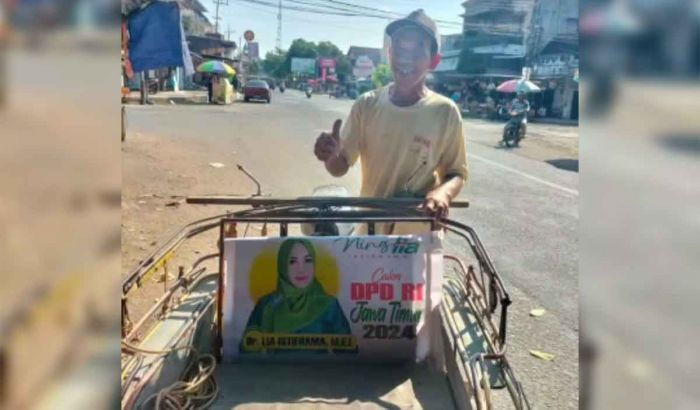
[389,27,433,90]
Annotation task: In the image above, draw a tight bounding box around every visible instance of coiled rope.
[122,341,218,410]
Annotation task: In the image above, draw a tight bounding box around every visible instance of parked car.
[243,80,271,103]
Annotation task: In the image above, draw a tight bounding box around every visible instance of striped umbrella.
[496,79,541,93]
[196,60,236,76]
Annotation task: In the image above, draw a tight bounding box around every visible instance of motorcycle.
[305,87,313,98]
[496,105,511,121]
[502,111,526,147]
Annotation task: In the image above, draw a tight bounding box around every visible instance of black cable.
[318,0,462,25]
[232,0,372,16]
[233,0,462,26]
[286,0,394,17]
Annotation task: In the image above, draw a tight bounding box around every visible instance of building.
[347,46,382,67]
[179,0,214,35]
[459,0,536,77]
[527,0,579,119]
[347,46,382,80]
[187,33,237,59]
[432,33,465,87]
[456,0,579,121]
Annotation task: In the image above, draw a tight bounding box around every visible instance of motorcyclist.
[503,91,529,143]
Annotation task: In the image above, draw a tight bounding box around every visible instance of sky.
[205,0,465,56]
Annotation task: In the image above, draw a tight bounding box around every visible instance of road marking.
[469,153,579,196]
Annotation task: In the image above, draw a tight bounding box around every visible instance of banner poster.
[222,234,443,362]
[291,57,316,75]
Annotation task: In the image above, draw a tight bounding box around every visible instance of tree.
[261,39,353,80]
[247,59,261,75]
[284,39,318,78]
[314,41,350,80]
[315,41,342,58]
[335,55,352,82]
[372,64,393,88]
[263,48,286,78]
[287,38,318,58]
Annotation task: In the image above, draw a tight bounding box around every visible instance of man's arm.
[424,106,469,218]
[439,174,465,200]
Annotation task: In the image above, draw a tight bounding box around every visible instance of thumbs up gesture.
[314,119,342,162]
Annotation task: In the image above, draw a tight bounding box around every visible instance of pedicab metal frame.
[120,197,530,409]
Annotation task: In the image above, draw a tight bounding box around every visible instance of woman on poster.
[241,239,352,353]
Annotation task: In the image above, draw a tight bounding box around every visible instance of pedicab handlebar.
[185,195,470,208]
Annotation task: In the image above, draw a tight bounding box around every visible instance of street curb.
[123,96,209,105]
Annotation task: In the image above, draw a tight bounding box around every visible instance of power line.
[317,0,403,17]
[285,0,391,17]
[233,0,461,27]
[232,0,375,16]
[228,0,465,53]
[317,0,462,25]
[229,0,388,32]
[212,0,229,34]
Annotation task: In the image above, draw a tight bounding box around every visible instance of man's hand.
[314,119,342,162]
[423,175,464,220]
[423,188,452,220]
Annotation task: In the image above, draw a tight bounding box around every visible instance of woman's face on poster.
[287,243,315,289]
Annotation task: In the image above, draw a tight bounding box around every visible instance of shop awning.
[434,56,460,73]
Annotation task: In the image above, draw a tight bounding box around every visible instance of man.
[206,74,214,104]
[504,91,530,143]
[313,9,468,233]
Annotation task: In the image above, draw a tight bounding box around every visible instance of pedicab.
[120,172,531,410]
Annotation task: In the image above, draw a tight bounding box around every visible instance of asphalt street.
[123,89,579,408]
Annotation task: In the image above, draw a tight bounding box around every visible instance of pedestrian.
[450,89,461,104]
[206,74,214,104]
[313,9,468,234]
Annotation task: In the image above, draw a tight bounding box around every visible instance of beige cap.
[385,9,440,55]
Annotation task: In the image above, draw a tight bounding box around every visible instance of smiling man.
[314,9,468,233]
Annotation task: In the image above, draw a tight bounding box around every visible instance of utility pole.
[226,25,235,41]
[276,0,282,50]
[213,0,229,34]
[525,0,541,67]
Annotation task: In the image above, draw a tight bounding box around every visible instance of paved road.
[124,89,579,408]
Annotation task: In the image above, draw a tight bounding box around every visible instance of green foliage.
[315,41,341,58]
[261,39,353,80]
[262,49,287,78]
[247,59,261,75]
[287,38,319,58]
[372,64,393,88]
[335,55,352,81]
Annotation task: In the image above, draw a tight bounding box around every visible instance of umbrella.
[496,79,541,93]
[197,60,236,76]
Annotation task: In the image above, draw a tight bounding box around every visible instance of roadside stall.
[197,60,237,104]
